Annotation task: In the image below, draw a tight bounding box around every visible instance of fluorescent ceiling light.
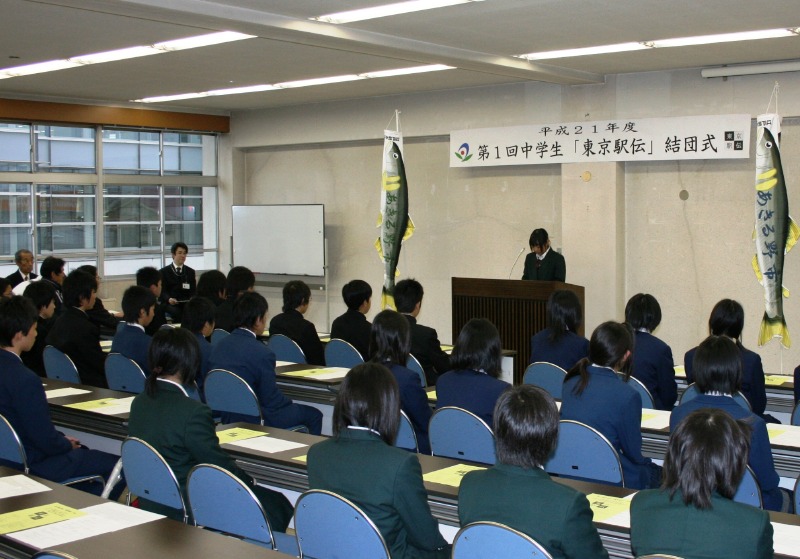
[135,92,209,103]
[312,0,483,24]
[206,84,280,96]
[521,42,647,60]
[0,60,79,79]
[649,28,799,48]
[154,31,255,51]
[360,64,454,78]
[275,75,364,88]
[702,60,800,78]
[70,46,161,65]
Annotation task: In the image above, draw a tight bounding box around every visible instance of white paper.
[276,361,296,367]
[772,521,800,557]
[228,436,308,454]
[640,409,671,430]
[89,396,135,416]
[45,387,91,399]
[0,476,51,500]
[767,424,800,447]
[7,502,163,547]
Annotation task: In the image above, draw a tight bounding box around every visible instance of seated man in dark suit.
[76,265,121,336]
[21,280,57,377]
[5,249,37,288]
[394,278,450,386]
[330,279,373,359]
[0,296,122,497]
[111,285,156,375]
[209,292,322,434]
[214,266,255,332]
[521,228,566,282]
[269,280,325,365]
[159,242,196,322]
[46,270,108,388]
[38,256,66,316]
[136,266,167,335]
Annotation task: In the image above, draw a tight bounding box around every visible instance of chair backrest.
[453,521,554,559]
[792,401,800,426]
[187,464,277,548]
[121,437,188,523]
[268,334,307,364]
[732,465,763,509]
[0,414,28,473]
[42,346,81,384]
[545,420,624,486]
[105,353,147,394]
[428,407,496,465]
[33,552,80,559]
[523,362,567,399]
[794,473,800,516]
[210,328,230,347]
[635,555,687,559]
[324,338,364,368]
[395,410,418,452]
[679,383,751,411]
[622,374,655,409]
[405,354,427,387]
[203,369,264,425]
[295,489,390,559]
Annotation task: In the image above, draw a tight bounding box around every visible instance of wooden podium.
[451,278,585,384]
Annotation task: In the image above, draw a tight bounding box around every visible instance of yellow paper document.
[427,390,437,401]
[217,427,266,444]
[293,455,308,463]
[64,398,120,411]
[764,375,788,386]
[0,503,85,535]
[423,464,485,487]
[587,493,631,523]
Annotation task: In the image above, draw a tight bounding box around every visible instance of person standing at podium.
[522,228,566,282]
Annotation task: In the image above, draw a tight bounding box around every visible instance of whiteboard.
[232,205,325,276]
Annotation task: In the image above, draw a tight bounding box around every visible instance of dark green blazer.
[307,428,449,559]
[128,380,291,530]
[522,249,566,282]
[630,489,773,559]
[459,464,608,559]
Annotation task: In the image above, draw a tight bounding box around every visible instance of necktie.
[176,267,182,275]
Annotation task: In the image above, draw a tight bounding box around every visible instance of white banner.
[450,114,750,167]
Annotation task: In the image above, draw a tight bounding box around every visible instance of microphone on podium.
[508,247,526,279]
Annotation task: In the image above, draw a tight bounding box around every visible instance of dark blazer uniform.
[386,362,432,454]
[522,249,566,282]
[193,331,212,395]
[308,428,449,559]
[0,351,118,488]
[213,299,234,332]
[128,380,292,529]
[159,264,197,307]
[144,302,167,336]
[530,329,589,371]
[111,323,152,375]
[269,309,325,366]
[21,315,53,377]
[459,464,608,559]
[404,315,450,386]
[46,306,107,388]
[5,269,37,288]
[630,330,677,411]
[631,489,773,559]
[330,308,372,359]
[435,369,510,426]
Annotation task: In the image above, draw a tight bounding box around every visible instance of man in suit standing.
[522,228,566,282]
[159,242,196,322]
[5,249,37,288]
[394,278,450,386]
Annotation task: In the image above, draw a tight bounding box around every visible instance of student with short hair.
[331,279,373,359]
[269,280,325,365]
[38,256,65,314]
[75,264,121,334]
[459,385,608,559]
[625,293,677,410]
[632,408,773,558]
[196,270,227,306]
[181,296,216,394]
[0,278,11,299]
[370,309,432,453]
[5,249,37,287]
[0,296,121,496]
[435,318,510,426]
[393,278,450,385]
[136,266,167,334]
[521,228,566,282]
[671,335,783,511]
[159,241,196,322]
[46,270,107,388]
[21,281,56,376]
[308,363,449,559]
[214,266,254,332]
[530,289,589,371]
[209,291,323,434]
[111,285,156,375]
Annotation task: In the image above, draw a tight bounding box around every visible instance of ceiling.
[1,0,800,114]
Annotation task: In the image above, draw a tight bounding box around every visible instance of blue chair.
[395,410,418,452]
[428,407,496,465]
[636,555,687,559]
[268,334,307,363]
[791,401,800,426]
[105,353,146,393]
[33,552,79,559]
[545,420,624,486]
[122,437,189,523]
[43,346,81,384]
[453,521,554,559]
[0,413,105,489]
[732,465,763,508]
[295,489,390,559]
[406,354,427,387]
[617,373,655,409]
[324,338,364,368]
[523,362,566,399]
[679,383,751,411]
[210,328,230,347]
[794,473,800,515]
[204,369,263,425]
[187,464,298,555]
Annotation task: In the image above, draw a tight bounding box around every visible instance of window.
[35,125,96,173]
[36,184,97,253]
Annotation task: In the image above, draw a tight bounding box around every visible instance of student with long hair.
[307,363,449,559]
[435,318,510,426]
[369,309,431,453]
[561,321,661,489]
[631,408,773,558]
[128,327,293,528]
[530,290,589,371]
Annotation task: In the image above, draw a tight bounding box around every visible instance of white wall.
[223,68,800,374]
